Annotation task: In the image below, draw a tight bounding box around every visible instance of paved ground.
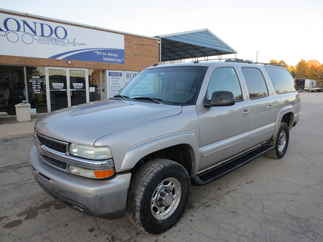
[0,93,323,242]
[0,115,38,139]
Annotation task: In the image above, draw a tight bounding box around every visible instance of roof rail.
[224,58,254,64]
[192,57,285,66]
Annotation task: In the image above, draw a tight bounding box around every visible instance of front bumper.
[30,146,131,217]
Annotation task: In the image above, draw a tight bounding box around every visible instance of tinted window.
[265,66,296,94]
[242,68,268,99]
[206,67,243,101]
[120,66,207,105]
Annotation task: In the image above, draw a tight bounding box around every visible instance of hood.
[36,100,182,145]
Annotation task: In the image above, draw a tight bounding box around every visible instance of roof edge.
[207,30,236,53]
[156,28,236,53]
[0,8,159,40]
[155,28,210,38]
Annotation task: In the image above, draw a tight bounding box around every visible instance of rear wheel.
[265,122,289,159]
[128,159,190,234]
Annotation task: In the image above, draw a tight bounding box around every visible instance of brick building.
[0,8,235,114]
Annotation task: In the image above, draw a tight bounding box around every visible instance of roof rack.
[224,58,254,64]
[225,58,285,66]
[192,57,285,66]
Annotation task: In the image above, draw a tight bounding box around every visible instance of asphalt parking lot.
[1,93,323,242]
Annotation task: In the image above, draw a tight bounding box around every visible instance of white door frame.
[45,67,89,112]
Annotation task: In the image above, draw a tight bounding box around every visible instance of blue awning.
[156,29,236,61]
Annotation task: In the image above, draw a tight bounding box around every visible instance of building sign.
[0,12,124,64]
[105,70,138,98]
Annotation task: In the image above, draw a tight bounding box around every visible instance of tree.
[288,66,296,77]
[270,59,323,84]
[295,59,308,79]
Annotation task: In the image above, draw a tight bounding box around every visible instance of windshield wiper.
[131,96,163,104]
[113,95,178,105]
[111,94,130,100]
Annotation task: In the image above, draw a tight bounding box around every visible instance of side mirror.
[204,91,235,107]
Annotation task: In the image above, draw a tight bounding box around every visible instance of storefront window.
[0,66,107,115]
[26,67,47,113]
[0,65,26,115]
[89,69,103,102]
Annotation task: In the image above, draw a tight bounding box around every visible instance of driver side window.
[206,67,243,101]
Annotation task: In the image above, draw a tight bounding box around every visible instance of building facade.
[0,9,159,114]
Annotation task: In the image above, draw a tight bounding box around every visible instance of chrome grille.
[42,155,67,170]
[37,134,67,153]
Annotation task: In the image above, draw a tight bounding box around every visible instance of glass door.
[46,68,89,112]
[69,69,88,106]
[47,68,68,112]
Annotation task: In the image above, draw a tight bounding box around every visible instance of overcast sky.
[1,0,322,65]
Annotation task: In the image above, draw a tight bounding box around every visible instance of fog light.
[69,165,115,179]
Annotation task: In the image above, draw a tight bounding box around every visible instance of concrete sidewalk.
[0,116,37,139]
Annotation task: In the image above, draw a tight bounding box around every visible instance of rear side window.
[242,67,268,99]
[265,66,296,94]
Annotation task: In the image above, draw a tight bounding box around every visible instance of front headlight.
[69,144,112,160]
[69,144,115,179]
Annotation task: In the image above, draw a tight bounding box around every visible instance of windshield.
[119,66,208,105]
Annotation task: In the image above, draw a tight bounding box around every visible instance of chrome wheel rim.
[277,131,287,153]
[150,177,182,220]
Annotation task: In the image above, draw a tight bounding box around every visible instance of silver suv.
[31,61,300,234]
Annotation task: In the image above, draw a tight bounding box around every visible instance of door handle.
[242,108,249,114]
[266,104,273,109]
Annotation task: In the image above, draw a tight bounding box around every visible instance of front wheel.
[265,122,290,159]
[128,159,190,234]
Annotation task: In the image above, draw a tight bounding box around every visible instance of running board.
[193,145,274,185]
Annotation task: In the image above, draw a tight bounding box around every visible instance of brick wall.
[0,34,160,71]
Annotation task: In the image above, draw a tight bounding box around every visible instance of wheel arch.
[281,112,294,128]
[275,106,295,130]
[131,144,195,176]
[120,132,199,175]
[273,106,295,142]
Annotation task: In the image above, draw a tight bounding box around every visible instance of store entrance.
[46,68,89,112]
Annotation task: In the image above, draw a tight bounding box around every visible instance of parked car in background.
[31,60,300,234]
[303,79,323,92]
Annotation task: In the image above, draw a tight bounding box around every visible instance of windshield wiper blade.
[131,96,163,104]
[111,95,130,100]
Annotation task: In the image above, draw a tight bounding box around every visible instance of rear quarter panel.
[273,92,300,134]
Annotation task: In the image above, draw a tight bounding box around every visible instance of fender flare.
[274,105,295,138]
[119,131,200,173]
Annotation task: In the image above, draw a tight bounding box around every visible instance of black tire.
[265,122,290,159]
[128,159,190,234]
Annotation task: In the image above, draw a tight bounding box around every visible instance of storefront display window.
[26,67,47,113]
[0,65,128,115]
[89,70,103,102]
[0,65,26,115]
